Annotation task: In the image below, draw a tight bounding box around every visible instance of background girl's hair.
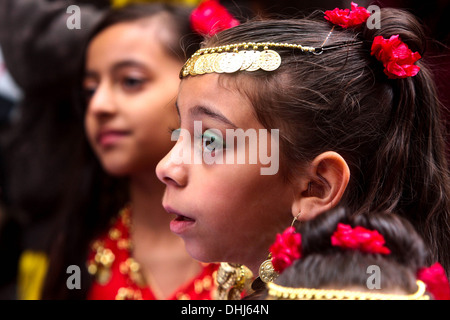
[204,7,450,276]
[277,206,429,294]
[87,3,203,62]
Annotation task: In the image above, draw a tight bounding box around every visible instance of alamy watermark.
[366,264,381,289]
[66,265,81,290]
[367,5,381,29]
[169,121,280,175]
[66,5,81,30]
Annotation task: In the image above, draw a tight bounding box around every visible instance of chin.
[184,241,221,264]
[102,161,131,177]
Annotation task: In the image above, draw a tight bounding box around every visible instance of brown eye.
[82,76,98,102]
[122,77,146,91]
[83,87,96,101]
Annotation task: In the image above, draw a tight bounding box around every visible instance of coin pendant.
[187,55,200,76]
[194,54,208,75]
[219,52,244,73]
[258,50,281,71]
[245,51,261,71]
[239,50,258,70]
[213,53,226,73]
[204,52,218,74]
[258,259,279,283]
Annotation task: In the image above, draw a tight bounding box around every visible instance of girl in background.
[81,3,218,300]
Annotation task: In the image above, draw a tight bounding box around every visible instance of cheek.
[196,165,290,227]
[189,167,292,264]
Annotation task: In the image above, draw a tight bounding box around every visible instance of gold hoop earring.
[291,211,302,227]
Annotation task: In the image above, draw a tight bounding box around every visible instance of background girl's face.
[156,74,295,272]
[84,19,181,176]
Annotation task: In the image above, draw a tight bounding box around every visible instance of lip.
[96,129,130,147]
[163,205,196,235]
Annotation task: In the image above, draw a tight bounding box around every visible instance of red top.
[86,206,218,300]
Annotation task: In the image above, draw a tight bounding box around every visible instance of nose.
[156,143,188,188]
[87,81,117,116]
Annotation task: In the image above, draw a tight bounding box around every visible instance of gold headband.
[180,42,317,78]
[266,280,430,300]
[180,41,363,78]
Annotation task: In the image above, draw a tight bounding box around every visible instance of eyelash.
[83,87,96,101]
[169,127,226,153]
[121,77,147,91]
[82,76,147,98]
[201,130,226,153]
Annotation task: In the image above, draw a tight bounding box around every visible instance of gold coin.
[245,51,261,71]
[194,54,208,75]
[238,50,258,70]
[213,53,226,73]
[188,55,200,76]
[258,259,279,283]
[204,53,218,74]
[258,50,281,71]
[219,52,244,73]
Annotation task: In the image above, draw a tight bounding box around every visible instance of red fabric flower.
[190,0,240,37]
[417,263,450,300]
[331,223,391,254]
[371,34,421,79]
[269,227,302,273]
[324,2,371,28]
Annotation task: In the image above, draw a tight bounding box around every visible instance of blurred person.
[0,0,234,300]
[81,3,218,300]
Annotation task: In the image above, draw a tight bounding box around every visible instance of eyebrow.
[84,60,148,78]
[190,105,238,128]
[110,60,147,74]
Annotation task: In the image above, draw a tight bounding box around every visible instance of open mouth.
[170,213,196,234]
[174,214,195,222]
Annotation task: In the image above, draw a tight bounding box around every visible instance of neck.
[127,170,203,299]
[129,171,174,240]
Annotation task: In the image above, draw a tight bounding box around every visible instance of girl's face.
[84,20,181,176]
[156,74,295,271]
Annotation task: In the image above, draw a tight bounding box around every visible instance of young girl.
[80,3,219,300]
[257,206,450,300]
[156,3,450,295]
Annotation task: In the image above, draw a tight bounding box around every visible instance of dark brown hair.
[253,206,430,299]
[87,3,202,63]
[201,8,450,276]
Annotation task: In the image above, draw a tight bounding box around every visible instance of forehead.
[86,19,173,68]
[178,74,261,128]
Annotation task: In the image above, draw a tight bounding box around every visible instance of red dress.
[86,206,218,300]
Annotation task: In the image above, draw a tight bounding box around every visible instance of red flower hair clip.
[417,262,450,300]
[324,2,370,28]
[190,0,240,37]
[331,223,391,255]
[269,227,302,273]
[371,34,421,79]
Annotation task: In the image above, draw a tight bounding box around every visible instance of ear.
[291,151,350,221]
